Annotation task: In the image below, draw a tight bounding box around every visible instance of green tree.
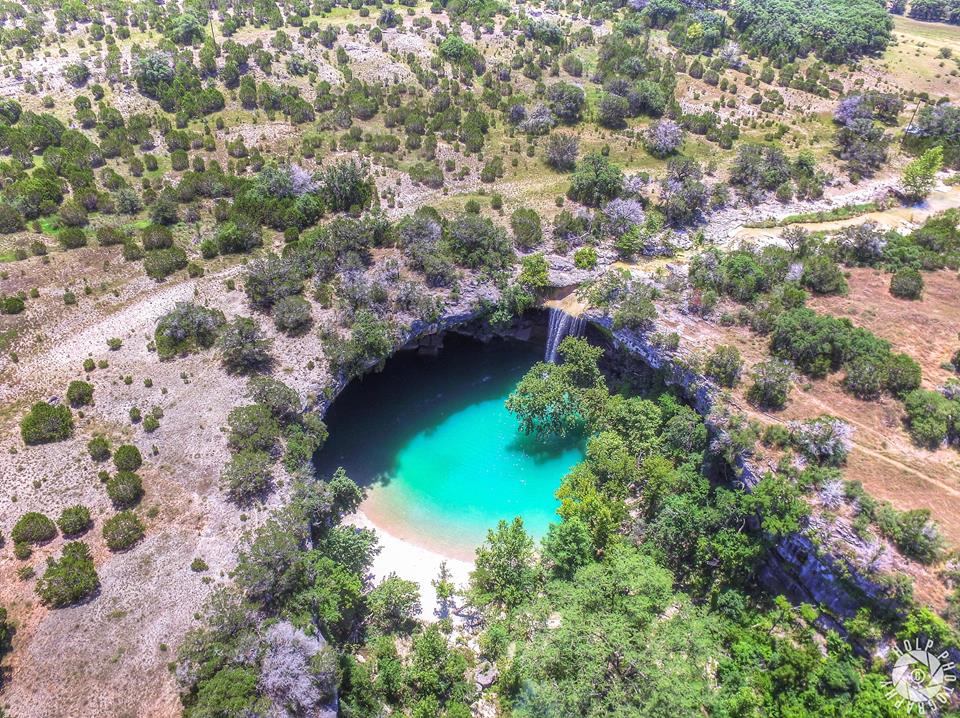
[36,542,99,607]
[367,574,421,635]
[471,517,538,609]
[901,146,944,202]
[20,402,73,445]
[567,154,624,207]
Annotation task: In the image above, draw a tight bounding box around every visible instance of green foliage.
[506,337,605,438]
[102,511,146,551]
[801,255,847,295]
[567,154,623,207]
[889,267,924,299]
[731,0,892,63]
[87,436,111,461]
[12,511,57,545]
[746,358,793,409]
[444,214,514,271]
[155,303,226,359]
[218,317,273,373]
[106,471,144,509]
[20,401,73,445]
[318,160,373,213]
[36,542,99,607]
[144,246,188,281]
[705,345,742,388]
[113,444,143,472]
[57,505,91,537]
[901,146,944,202]
[367,574,421,635]
[221,450,274,505]
[471,517,538,609]
[510,208,543,250]
[903,389,959,448]
[66,380,93,407]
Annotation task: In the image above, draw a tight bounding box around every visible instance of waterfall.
[545,307,585,363]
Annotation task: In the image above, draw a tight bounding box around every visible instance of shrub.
[140,224,173,251]
[144,247,188,281]
[247,376,300,421]
[155,302,226,359]
[1,296,25,315]
[511,208,543,250]
[228,404,280,452]
[57,505,92,536]
[12,512,57,545]
[218,317,273,373]
[903,389,957,448]
[885,353,922,397]
[567,154,623,207]
[545,133,579,171]
[66,380,94,407]
[747,359,793,409]
[367,574,421,635]
[58,228,88,249]
[87,436,111,461]
[273,295,313,335]
[318,159,372,212]
[113,444,143,471]
[790,416,852,466]
[102,511,146,551]
[36,542,99,607]
[889,267,924,299]
[445,214,514,271]
[705,345,743,388]
[107,471,144,508]
[801,255,847,295]
[215,217,263,255]
[843,354,887,399]
[20,402,73,444]
[221,450,273,504]
[612,286,657,331]
[573,246,598,269]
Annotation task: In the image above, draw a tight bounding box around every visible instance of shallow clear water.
[314,334,584,559]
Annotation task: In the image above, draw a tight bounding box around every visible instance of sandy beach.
[348,510,475,621]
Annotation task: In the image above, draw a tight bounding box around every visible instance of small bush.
[102,511,146,551]
[221,450,273,504]
[20,402,74,444]
[57,505,92,536]
[155,302,226,359]
[87,436,111,461]
[66,380,94,407]
[36,542,99,607]
[705,345,743,388]
[889,267,924,300]
[273,295,313,335]
[144,246,188,281]
[12,512,57,545]
[106,471,144,508]
[113,444,143,471]
[573,246,597,269]
[58,228,88,250]
[747,359,793,409]
[801,255,847,295]
[511,208,543,250]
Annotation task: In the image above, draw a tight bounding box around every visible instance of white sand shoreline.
[348,510,475,621]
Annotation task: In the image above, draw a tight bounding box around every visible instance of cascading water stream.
[544,307,585,362]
